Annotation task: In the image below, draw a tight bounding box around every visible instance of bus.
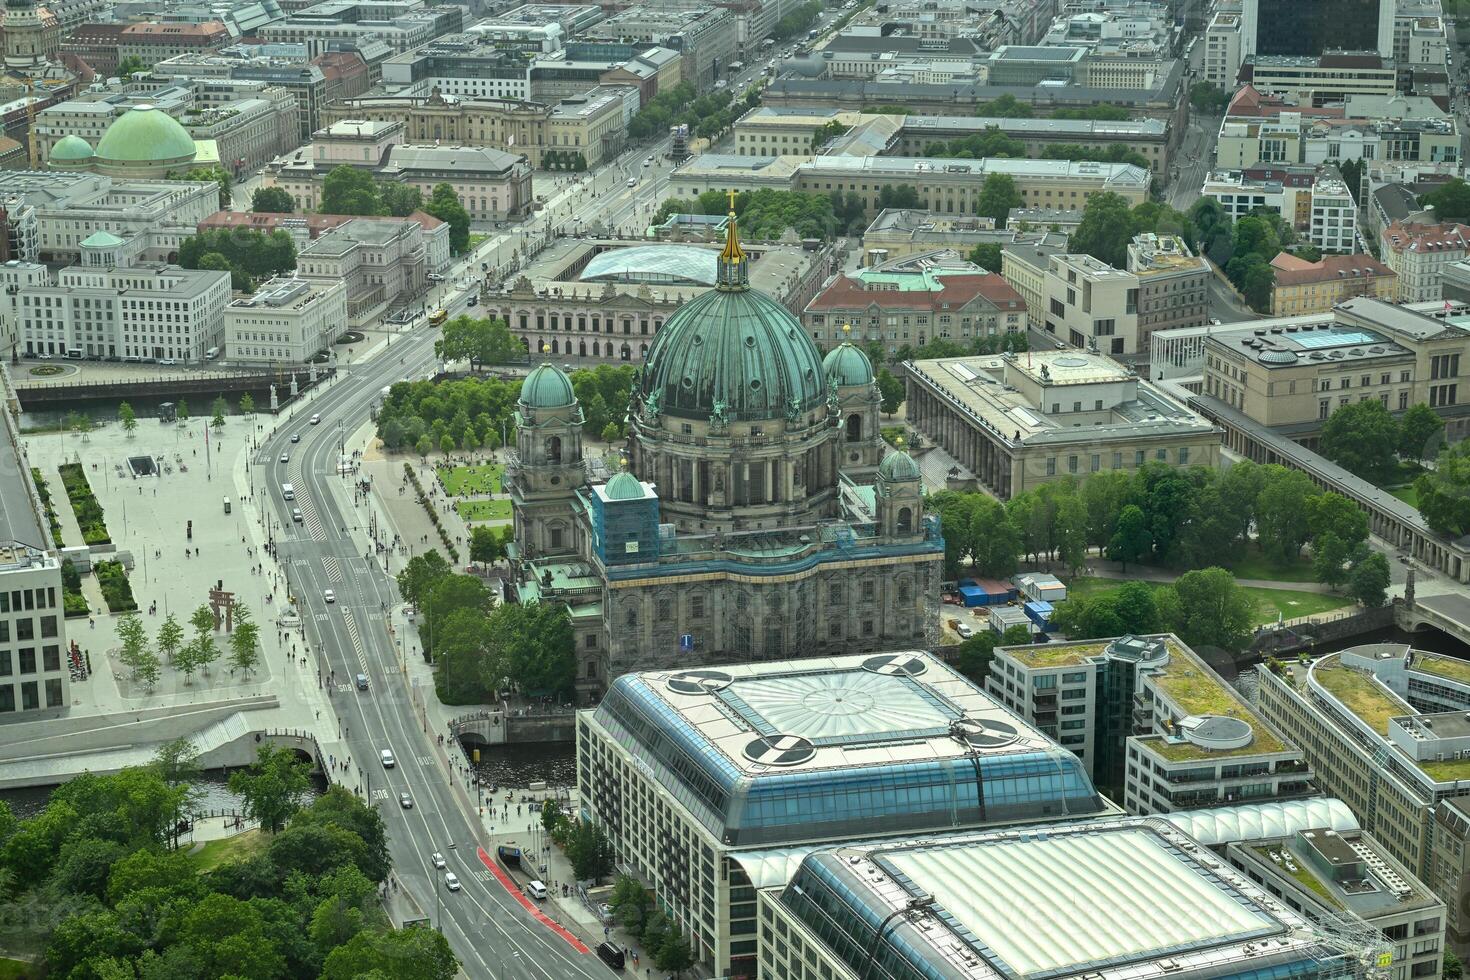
[429,308,448,326]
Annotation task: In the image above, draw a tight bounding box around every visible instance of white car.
[955,623,974,639]
[280,453,289,463]
[310,413,321,425]
[444,872,461,891]
[159,358,177,365]
[431,852,446,869]
[324,589,335,603]
[626,177,637,187]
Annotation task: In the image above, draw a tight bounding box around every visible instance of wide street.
[256,300,613,979]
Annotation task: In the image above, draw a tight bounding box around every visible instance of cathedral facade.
[509,209,944,702]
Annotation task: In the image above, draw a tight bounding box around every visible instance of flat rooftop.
[589,652,1108,846]
[782,819,1359,980]
[908,354,1216,448]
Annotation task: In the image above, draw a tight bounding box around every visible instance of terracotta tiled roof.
[806,272,1024,312]
[1380,220,1470,255]
[1269,252,1395,286]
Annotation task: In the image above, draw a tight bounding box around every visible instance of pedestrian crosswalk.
[323,555,343,583]
[341,607,368,673]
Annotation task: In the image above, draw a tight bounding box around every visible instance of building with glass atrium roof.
[760,817,1387,980]
[578,651,1113,977]
[578,244,718,286]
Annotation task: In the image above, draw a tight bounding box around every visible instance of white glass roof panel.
[726,671,952,741]
[883,828,1270,978]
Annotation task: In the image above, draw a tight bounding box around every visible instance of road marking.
[341,607,368,673]
[476,847,591,954]
[323,555,343,582]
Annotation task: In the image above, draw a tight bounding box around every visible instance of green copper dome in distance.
[519,361,576,408]
[823,341,874,388]
[878,449,921,482]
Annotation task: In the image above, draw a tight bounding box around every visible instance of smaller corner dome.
[519,362,576,408]
[604,471,644,500]
[823,342,874,387]
[48,134,93,162]
[878,449,921,482]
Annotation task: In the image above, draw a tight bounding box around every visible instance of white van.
[205,347,219,360]
[526,880,548,900]
[281,483,295,500]
[380,748,396,768]
[64,348,83,359]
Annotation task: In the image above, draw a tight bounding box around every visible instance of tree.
[157,612,184,664]
[1444,948,1463,980]
[609,874,652,936]
[655,928,695,976]
[1054,581,1161,639]
[397,551,452,605]
[968,241,1003,271]
[179,228,296,293]
[251,187,296,213]
[469,525,508,565]
[565,820,616,883]
[1106,504,1152,571]
[1348,552,1391,608]
[1306,492,1369,551]
[967,497,1022,578]
[1070,192,1137,268]
[116,612,161,688]
[1311,532,1352,590]
[240,392,255,415]
[211,395,228,431]
[1417,440,1470,536]
[952,633,996,684]
[117,55,147,76]
[1162,567,1254,653]
[1189,81,1231,114]
[321,926,458,980]
[229,744,311,833]
[435,315,522,371]
[415,433,433,460]
[1320,399,1400,484]
[975,173,1023,228]
[424,183,471,253]
[185,603,219,678]
[230,604,260,676]
[1255,466,1320,564]
[1398,402,1444,462]
[1420,178,1470,224]
[380,183,423,217]
[118,401,137,436]
[177,399,190,423]
[876,367,905,415]
[172,166,232,208]
[320,165,384,216]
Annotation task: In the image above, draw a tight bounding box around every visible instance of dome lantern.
[716,190,748,291]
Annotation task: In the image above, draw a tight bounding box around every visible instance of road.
[256,318,612,980]
[1167,112,1220,212]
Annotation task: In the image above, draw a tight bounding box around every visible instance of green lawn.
[0,959,41,980]
[190,828,268,872]
[456,498,512,522]
[1219,547,1318,583]
[468,233,490,252]
[438,462,505,495]
[1064,576,1353,625]
[1389,485,1419,508]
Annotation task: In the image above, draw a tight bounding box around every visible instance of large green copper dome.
[94,105,196,169]
[639,209,826,422]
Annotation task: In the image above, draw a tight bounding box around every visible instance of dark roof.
[1372,184,1419,224]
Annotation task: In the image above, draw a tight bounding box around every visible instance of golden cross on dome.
[842,322,852,336]
[726,188,738,214]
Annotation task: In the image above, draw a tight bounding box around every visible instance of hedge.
[32,468,65,548]
[95,560,137,613]
[60,559,88,617]
[404,462,460,563]
[57,463,111,545]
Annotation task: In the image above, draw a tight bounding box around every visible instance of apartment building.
[18,230,229,362]
[0,545,69,716]
[578,5,735,89]
[671,155,1152,217]
[320,86,628,168]
[1256,643,1470,960]
[1218,112,1460,170]
[1200,297,1468,438]
[263,118,533,220]
[296,216,430,322]
[1201,165,1357,254]
[224,276,347,363]
[116,20,231,63]
[1269,252,1398,316]
[1127,233,1210,351]
[905,351,1220,498]
[578,652,1112,976]
[1224,828,1445,980]
[1241,53,1399,108]
[1041,251,1140,357]
[989,634,1310,813]
[802,264,1025,354]
[1381,219,1470,302]
[861,209,1068,267]
[1203,10,1244,88]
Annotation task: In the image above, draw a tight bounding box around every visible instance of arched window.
[897,507,912,534]
[551,338,560,354]
[620,343,631,361]
[592,341,600,356]
[546,435,562,464]
[579,341,587,357]
[639,343,648,358]
[846,413,863,443]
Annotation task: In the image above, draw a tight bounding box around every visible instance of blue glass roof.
[590,654,1109,846]
[580,245,718,286]
[1292,329,1381,349]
